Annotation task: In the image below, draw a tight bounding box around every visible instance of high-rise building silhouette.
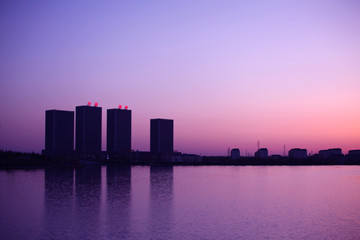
[76,105,102,154]
[150,119,174,153]
[107,108,131,154]
[45,110,74,154]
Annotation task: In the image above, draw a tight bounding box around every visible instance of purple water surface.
[1,166,360,239]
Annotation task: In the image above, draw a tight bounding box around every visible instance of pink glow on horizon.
[94,102,98,107]
[119,105,122,109]
[87,102,91,106]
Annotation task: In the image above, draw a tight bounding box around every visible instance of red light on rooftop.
[94,102,98,107]
[118,105,122,109]
[125,106,128,110]
[88,102,91,106]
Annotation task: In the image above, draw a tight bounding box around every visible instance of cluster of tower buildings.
[44,103,174,158]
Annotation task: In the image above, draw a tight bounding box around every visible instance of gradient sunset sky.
[1,0,360,156]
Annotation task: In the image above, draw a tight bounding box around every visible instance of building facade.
[150,119,174,153]
[319,148,342,159]
[107,108,131,154]
[76,105,102,154]
[255,148,268,159]
[288,148,307,159]
[45,110,74,155]
[231,148,240,160]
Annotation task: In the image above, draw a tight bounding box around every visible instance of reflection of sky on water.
[149,166,174,239]
[1,166,360,239]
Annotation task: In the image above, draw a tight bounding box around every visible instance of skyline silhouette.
[41,104,360,161]
[1,1,360,155]
[1,2,360,240]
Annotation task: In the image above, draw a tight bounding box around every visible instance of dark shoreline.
[1,150,360,170]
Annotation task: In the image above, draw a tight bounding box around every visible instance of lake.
[1,165,360,239]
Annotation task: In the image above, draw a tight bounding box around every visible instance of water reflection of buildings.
[44,168,75,239]
[74,166,102,239]
[150,166,174,238]
[106,165,131,238]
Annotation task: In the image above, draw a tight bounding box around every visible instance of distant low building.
[231,148,240,160]
[289,148,307,159]
[347,150,360,164]
[348,150,360,157]
[132,151,153,163]
[171,153,202,163]
[255,148,268,159]
[270,154,282,160]
[319,148,342,159]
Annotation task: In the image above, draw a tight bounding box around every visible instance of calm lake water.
[1,165,360,240]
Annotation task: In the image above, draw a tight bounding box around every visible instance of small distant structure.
[288,148,307,159]
[319,148,342,159]
[255,148,268,159]
[171,153,202,163]
[270,154,282,160]
[348,150,360,157]
[347,150,360,164]
[231,148,240,160]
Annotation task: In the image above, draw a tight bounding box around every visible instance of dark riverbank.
[0,151,48,169]
[1,150,360,170]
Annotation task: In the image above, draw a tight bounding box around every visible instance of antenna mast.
[283,144,286,156]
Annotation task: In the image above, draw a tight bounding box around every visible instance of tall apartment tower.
[107,108,131,154]
[45,110,74,154]
[150,119,174,153]
[76,105,102,154]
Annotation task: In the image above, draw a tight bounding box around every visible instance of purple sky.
[1,0,360,155]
